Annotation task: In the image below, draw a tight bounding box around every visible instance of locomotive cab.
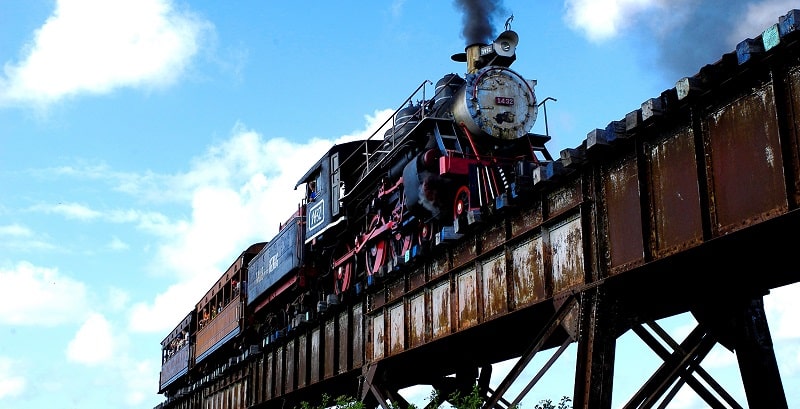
[296,140,377,244]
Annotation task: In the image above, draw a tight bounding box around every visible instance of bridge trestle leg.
[572,286,616,409]
[482,293,580,409]
[733,296,788,409]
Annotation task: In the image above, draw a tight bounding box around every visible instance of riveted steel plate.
[324,319,335,379]
[482,251,508,318]
[431,280,451,338]
[370,312,385,361]
[510,201,543,236]
[457,269,479,329]
[298,334,307,388]
[275,346,284,396]
[285,339,295,393]
[481,223,507,253]
[310,328,320,384]
[550,214,585,294]
[338,310,349,374]
[453,235,478,269]
[603,155,645,274]
[547,178,583,220]
[409,292,426,347]
[510,234,546,307]
[645,126,703,258]
[388,302,405,355]
[352,303,364,368]
[705,82,788,234]
[430,252,450,280]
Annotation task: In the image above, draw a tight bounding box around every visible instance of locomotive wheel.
[393,231,413,261]
[418,221,432,244]
[453,186,471,218]
[332,244,353,295]
[365,240,388,277]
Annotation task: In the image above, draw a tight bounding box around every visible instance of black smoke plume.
[454,0,508,45]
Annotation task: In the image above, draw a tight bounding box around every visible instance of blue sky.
[1,1,798,408]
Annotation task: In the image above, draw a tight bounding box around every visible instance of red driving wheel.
[453,186,470,218]
[332,244,353,295]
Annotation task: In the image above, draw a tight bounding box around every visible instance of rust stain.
[371,313,384,360]
[482,253,508,318]
[706,83,788,235]
[457,270,478,329]
[409,293,425,347]
[511,235,545,306]
[550,215,584,293]
[310,328,320,384]
[338,311,349,374]
[646,127,703,257]
[431,281,450,338]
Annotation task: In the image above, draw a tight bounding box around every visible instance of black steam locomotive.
[158,25,553,406]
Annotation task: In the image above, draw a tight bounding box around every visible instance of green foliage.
[297,389,571,409]
[534,395,572,409]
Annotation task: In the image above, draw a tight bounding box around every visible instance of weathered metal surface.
[285,339,295,393]
[705,82,788,235]
[547,178,583,220]
[481,251,508,319]
[457,268,479,329]
[482,223,507,253]
[275,347,283,397]
[369,289,387,312]
[265,353,273,401]
[297,334,307,388]
[352,303,364,368]
[387,278,405,303]
[452,235,478,269]
[408,266,426,292]
[510,200,543,236]
[510,234,546,308]
[645,126,704,258]
[430,252,450,280]
[431,280,451,338]
[310,328,320,384]
[388,302,405,355]
[338,310,349,374]
[324,319,335,379]
[408,292,426,347]
[550,214,585,293]
[603,155,645,274]
[786,67,800,203]
[370,312,385,360]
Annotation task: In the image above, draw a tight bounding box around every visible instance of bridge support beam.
[572,286,615,409]
[735,296,787,409]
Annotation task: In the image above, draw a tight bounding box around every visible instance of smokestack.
[455,0,506,45]
[455,0,507,73]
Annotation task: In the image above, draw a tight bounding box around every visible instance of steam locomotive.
[157,25,553,406]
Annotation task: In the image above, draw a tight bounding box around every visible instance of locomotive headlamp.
[492,30,518,57]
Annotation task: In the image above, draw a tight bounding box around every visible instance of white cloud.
[107,236,129,251]
[0,357,26,400]
[0,261,89,325]
[30,202,102,220]
[129,110,394,333]
[0,0,212,107]
[730,0,800,44]
[563,0,666,42]
[66,312,115,365]
[0,224,33,237]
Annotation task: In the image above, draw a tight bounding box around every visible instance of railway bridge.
[158,9,800,409]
